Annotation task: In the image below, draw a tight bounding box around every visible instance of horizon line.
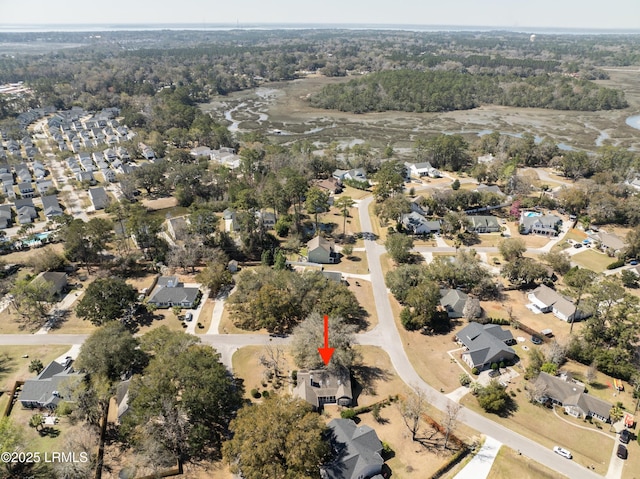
[1,22,640,33]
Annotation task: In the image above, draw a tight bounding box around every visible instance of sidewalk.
[454,436,502,479]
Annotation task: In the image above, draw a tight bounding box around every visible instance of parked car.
[573,243,583,249]
[553,446,572,459]
[629,260,639,266]
[617,444,628,460]
[620,429,631,444]
[531,335,543,345]
[184,312,193,322]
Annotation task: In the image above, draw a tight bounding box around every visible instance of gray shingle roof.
[456,322,515,369]
[322,419,384,479]
[294,369,352,409]
[19,361,83,408]
[535,372,611,420]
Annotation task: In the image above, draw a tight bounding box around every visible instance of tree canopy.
[222,396,329,479]
[126,328,243,461]
[75,277,137,326]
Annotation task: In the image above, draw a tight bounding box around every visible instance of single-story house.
[409,195,428,215]
[595,231,626,254]
[527,284,589,322]
[474,184,505,196]
[455,322,516,370]
[440,289,474,319]
[190,146,212,158]
[477,153,496,164]
[88,187,109,210]
[165,216,189,241]
[76,171,96,185]
[404,161,441,178]
[314,177,343,194]
[321,418,384,479]
[41,195,63,218]
[32,271,68,298]
[307,236,338,264]
[256,211,277,229]
[223,208,239,233]
[519,212,562,236]
[19,360,83,409]
[467,215,501,233]
[534,372,612,422]
[0,204,12,229]
[0,172,14,186]
[110,379,131,424]
[401,212,440,235]
[294,369,352,410]
[147,276,201,309]
[333,168,368,183]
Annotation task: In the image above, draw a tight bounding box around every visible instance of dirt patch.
[142,196,177,210]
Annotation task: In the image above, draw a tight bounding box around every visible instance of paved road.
[357,196,600,479]
[0,192,612,479]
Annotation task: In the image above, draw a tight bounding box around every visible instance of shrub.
[459,373,471,387]
[471,367,479,375]
[291,370,297,381]
[607,259,625,270]
[250,389,261,399]
[341,408,356,419]
[499,361,505,369]
[381,441,394,458]
[491,363,499,371]
[261,390,270,398]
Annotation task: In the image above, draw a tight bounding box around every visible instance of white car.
[553,446,572,459]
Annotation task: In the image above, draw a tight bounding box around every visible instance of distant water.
[2,23,640,34]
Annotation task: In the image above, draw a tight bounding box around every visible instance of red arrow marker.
[318,314,335,365]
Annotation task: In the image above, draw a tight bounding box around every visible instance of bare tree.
[585,361,598,385]
[53,425,98,479]
[462,297,482,321]
[443,402,461,450]
[259,345,287,381]
[525,379,548,404]
[398,389,428,441]
[544,340,567,367]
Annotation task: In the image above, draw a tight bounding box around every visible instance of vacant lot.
[485,446,560,479]
[461,388,614,475]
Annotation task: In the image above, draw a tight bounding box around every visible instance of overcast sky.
[1,0,638,30]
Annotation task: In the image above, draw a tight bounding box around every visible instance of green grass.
[571,249,615,273]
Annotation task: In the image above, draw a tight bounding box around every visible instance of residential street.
[0,193,616,479]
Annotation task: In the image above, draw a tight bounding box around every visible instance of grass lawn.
[388,294,464,393]
[368,201,391,244]
[231,345,295,400]
[486,445,562,479]
[571,249,615,273]
[1,345,71,391]
[341,186,371,200]
[330,250,369,275]
[460,380,615,475]
[195,298,214,335]
[136,308,190,335]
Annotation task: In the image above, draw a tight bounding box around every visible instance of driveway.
[454,436,502,479]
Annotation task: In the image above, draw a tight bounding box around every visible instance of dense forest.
[309,69,628,113]
[0,29,639,121]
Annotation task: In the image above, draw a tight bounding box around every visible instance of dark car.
[573,243,583,249]
[617,444,628,460]
[620,429,631,444]
[531,335,543,345]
